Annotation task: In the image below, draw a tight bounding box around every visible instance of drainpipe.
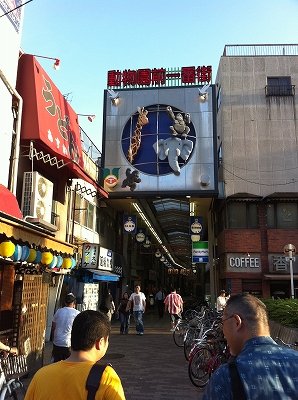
[0,70,23,196]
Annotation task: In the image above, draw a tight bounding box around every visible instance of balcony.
[265,85,295,97]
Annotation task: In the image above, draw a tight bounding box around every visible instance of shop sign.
[192,241,209,263]
[0,0,22,33]
[229,256,260,270]
[107,66,212,89]
[82,243,99,269]
[99,247,113,271]
[17,55,84,169]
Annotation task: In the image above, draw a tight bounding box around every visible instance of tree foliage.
[261,298,298,328]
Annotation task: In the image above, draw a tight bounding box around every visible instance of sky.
[20,0,298,151]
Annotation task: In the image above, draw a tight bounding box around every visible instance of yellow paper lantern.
[27,249,37,263]
[0,241,15,258]
[41,251,53,265]
[62,257,72,269]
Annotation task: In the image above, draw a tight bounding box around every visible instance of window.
[217,86,222,111]
[267,203,298,229]
[266,76,294,96]
[73,194,96,230]
[228,202,258,229]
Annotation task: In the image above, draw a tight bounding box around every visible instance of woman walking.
[117,292,130,334]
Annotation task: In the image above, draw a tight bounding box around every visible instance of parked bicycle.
[0,351,27,399]
[188,336,230,388]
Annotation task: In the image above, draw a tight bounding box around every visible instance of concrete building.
[213,44,298,298]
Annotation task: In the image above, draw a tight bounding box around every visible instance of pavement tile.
[22,309,205,400]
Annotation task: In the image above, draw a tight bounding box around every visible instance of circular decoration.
[27,249,37,263]
[33,250,42,264]
[56,255,63,268]
[49,255,58,269]
[13,244,22,261]
[21,246,30,261]
[41,252,53,265]
[105,174,118,188]
[121,104,196,175]
[0,241,15,258]
[62,257,72,269]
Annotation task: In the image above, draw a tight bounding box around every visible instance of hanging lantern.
[27,249,37,263]
[13,244,22,261]
[33,250,42,264]
[56,255,63,268]
[0,241,15,258]
[49,255,58,269]
[70,257,76,269]
[20,246,30,261]
[41,251,53,265]
[62,257,72,269]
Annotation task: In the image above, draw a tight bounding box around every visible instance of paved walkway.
[23,307,205,399]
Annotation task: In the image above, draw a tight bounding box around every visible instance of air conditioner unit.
[21,172,54,223]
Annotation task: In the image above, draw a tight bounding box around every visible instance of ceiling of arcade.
[106,196,211,269]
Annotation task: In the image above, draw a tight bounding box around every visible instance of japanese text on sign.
[107,66,212,88]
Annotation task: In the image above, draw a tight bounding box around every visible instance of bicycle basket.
[1,355,28,379]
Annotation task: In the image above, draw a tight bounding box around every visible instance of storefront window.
[228,202,258,228]
[267,203,298,229]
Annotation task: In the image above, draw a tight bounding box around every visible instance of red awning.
[0,185,23,219]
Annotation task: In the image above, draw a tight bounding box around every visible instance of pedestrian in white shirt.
[51,293,80,362]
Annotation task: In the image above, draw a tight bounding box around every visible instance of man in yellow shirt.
[25,310,125,400]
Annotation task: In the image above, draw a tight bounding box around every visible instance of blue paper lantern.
[21,246,30,261]
[33,250,42,264]
[49,255,58,269]
[70,257,76,269]
[13,244,22,261]
[56,255,63,268]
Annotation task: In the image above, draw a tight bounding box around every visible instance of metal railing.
[265,84,295,96]
[80,127,101,163]
[223,44,298,57]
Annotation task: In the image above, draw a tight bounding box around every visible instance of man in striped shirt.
[164,288,183,331]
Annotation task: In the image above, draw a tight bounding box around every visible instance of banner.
[190,216,203,235]
[135,228,146,243]
[123,214,137,234]
[192,241,209,263]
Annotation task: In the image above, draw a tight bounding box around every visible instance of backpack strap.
[86,361,111,400]
[228,359,247,400]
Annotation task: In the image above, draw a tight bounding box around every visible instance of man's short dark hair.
[65,293,76,304]
[71,310,110,351]
[225,294,269,333]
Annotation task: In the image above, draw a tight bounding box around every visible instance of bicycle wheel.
[173,321,187,347]
[188,347,213,388]
[4,379,26,399]
[209,353,227,375]
[184,328,198,361]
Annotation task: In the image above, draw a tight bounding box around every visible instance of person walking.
[116,292,130,334]
[126,285,146,335]
[155,287,165,318]
[25,310,126,400]
[99,289,115,321]
[164,287,183,331]
[203,293,298,400]
[216,289,227,312]
[51,292,80,362]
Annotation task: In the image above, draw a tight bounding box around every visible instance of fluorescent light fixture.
[132,202,184,268]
